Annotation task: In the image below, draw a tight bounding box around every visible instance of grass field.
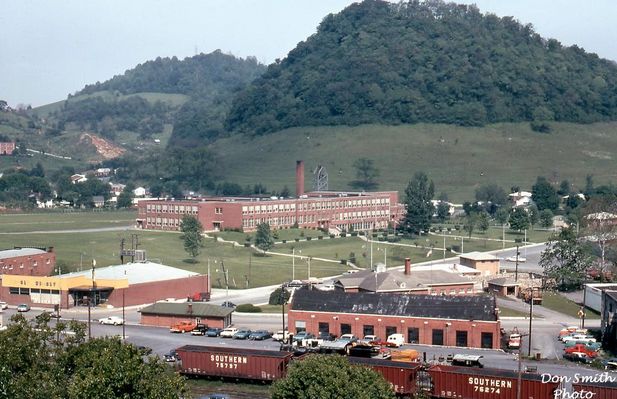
[211,121,617,202]
[0,210,136,233]
[541,292,600,319]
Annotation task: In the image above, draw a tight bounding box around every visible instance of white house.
[133,187,147,197]
[70,174,87,184]
[509,191,532,207]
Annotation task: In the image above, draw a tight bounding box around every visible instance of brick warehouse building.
[288,289,501,349]
[0,261,209,309]
[136,161,404,233]
[0,247,56,276]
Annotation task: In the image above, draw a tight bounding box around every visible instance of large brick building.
[288,289,501,349]
[136,161,404,233]
[0,142,15,155]
[0,247,56,276]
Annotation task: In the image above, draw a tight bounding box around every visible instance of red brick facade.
[137,191,404,233]
[287,310,500,349]
[107,275,209,307]
[0,142,15,155]
[140,314,228,329]
[0,248,56,276]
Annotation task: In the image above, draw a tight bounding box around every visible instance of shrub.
[244,243,251,247]
[236,303,262,313]
[306,236,312,241]
[318,236,323,240]
[329,234,336,238]
[351,232,358,237]
[340,233,347,237]
[269,288,290,305]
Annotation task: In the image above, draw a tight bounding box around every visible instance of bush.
[329,234,336,238]
[340,259,347,265]
[351,232,358,237]
[244,243,251,247]
[295,238,300,242]
[318,236,323,240]
[340,233,347,237]
[236,303,262,313]
[282,239,287,243]
[306,236,312,241]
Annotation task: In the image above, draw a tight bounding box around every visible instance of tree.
[477,211,490,233]
[349,158,380,190]
[116,183,135,209]
[495,207,510,226]
[475,184,507,214]
[540,227,592,290]
[403,172,434,235]
[528,204,539,227]
[436,202,450,222]
[532,176,559,211]
[539,209,554,228]
[463,213,477,238]
[0,313,188,399]
[255,222,275,252]
[180,215,204,260]
[557,179,571,196]
[509,207,530,231]
[271,354,396,399]
[582,199,617,280]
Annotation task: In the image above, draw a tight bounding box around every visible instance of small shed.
[487,277,520,297]
[139,302,233,329]
[459,252,500,276]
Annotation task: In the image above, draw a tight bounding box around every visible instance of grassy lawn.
[541,292,600,319]
[0,210,136,233]
[499,305,538,318]
[256,304,289,313]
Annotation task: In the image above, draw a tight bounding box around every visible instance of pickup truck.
[169,321,196,333]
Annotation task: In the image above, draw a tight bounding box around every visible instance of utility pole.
[292,248,295,281]
[514,245,520,282]
[281,284,286,344]
[528,288,534,357]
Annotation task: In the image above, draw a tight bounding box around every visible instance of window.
[432,329,444,346]
[318,322,329,334]
[385,326,397,338]
[456,330,468,347]
[340,323,352,335]
[481,332,493,349]
[363,325,374,337]
[215,207,223,214]
[407,327,420,344]
[295,321,306,333]
[9,287,19,295]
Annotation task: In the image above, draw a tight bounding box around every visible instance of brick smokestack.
[404,258,411,275]
[296,160,305,197]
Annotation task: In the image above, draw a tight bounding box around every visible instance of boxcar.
[572,380,617,399]
[176,345,293,381]
[428,365,560,399]
[348,357,421,396]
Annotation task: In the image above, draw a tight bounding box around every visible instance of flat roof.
[140,303,233,318]
[460,252,500,261]
[0,248,47,260]
[58,261,198,285]
[409,263,481,275]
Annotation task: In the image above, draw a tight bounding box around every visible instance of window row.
[9,287,60,295]
[146,204,198,214]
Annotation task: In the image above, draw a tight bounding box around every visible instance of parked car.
[221,301,236,308]
[506,256,526,262]
[0,301,8,310]
[191,324,208,336]
[564,344,598,358]
[386,333,405,347]
[272,330,291,342]
[602,358,617,370]
[249,330,272,340]
[164,350,180,362]
[451,354,484,368]
[563,351,592,364]
[562,334,596,344]
[16,304,30,312]
[564,341,601,351]
[292,331,315,344]
[360,335,381,345]
[317,331,336,341]
[233,328,252,339]
[205,327,223,337]
[220,327,239,338]
[98,316,124,325]
[169,321,196,333]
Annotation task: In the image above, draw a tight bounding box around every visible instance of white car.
[219,327,238,338]
[0,301,7,310]
[98,316,124,326]
[506,256,526,263]
[562,334,596,344]
[387,333,405,347]
[272,330,291,342]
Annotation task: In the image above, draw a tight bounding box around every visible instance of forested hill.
[226,0,617,135]
[77,50,265,100]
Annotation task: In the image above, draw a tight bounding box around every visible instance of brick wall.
[107,275,209,307]
[0,250,56,276]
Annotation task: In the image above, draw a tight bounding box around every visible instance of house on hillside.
[133,187,147,197]
[0,142,16,155]
[508,191,532,207]
[70,174,87,184]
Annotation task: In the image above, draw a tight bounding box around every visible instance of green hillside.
[227,0,617,135]
[211,121,617,202]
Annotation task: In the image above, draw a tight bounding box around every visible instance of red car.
[564,344,598,358]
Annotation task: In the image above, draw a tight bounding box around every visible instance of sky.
[2,0,616,108]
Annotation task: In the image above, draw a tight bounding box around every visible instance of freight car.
[176,345,293,381]
[572,380,617,399]
[428,365,560,399]
[348,357,421,396]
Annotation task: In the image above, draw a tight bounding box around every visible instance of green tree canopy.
[349,158,380,190]
[539,209,554,228]
[475,184,507,214]
[403,172,434,235]
[116,183,135,209]
[540,227,592,289]
[532,176,559,211]
[271,354,396,399]
[509,207,530,231]
[255,222,275,252]
[180,215,204,259]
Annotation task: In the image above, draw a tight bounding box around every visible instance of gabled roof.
[460,252,499,261]
[488,277,519,287]
[139,302,233,318]
[291,289,497,321]
[334,268,471,292]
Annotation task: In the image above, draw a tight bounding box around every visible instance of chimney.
[296,160,305,197]
[404,258,411,275]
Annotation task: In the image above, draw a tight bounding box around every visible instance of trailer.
[176,345,293,382]
[428,365,560,399]
[349,357,421,396]
[572,380,617,399]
